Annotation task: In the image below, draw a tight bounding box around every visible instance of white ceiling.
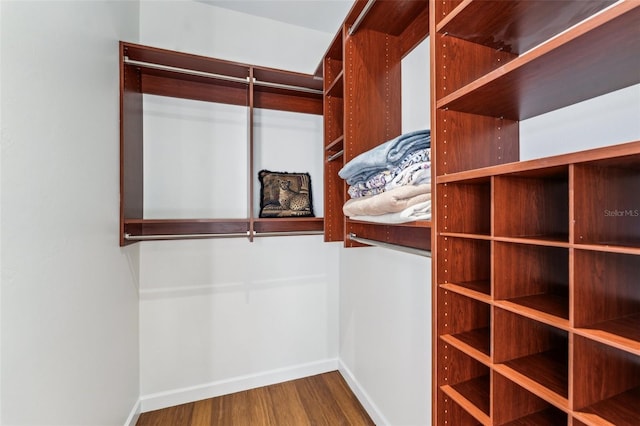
[196,0,355,33]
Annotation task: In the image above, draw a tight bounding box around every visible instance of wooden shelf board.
[325,71,344,98]
[253,66,322,92]
[346,220,432,229]
[499,350,569,401]
[123,218,324,236]
[353,0,428,38]
[444,375,491,419]
[575,240,640,255]
[325,135,344,153]
[440,282,491,302]
[441,334,491,367]
[575,387,640,426]
[439,232,492,241]
[446,327,491,358]
[493,235,570,249]
[253,217,324,234]
[437,3,640,120]
[495,294,569,327]
[123,41,249,80]
[575,313,640,357]
[501,406,567,426]
[437,0,616,54]
[441,385,491,425]
[436,141,640,184]
[346,220,432,252]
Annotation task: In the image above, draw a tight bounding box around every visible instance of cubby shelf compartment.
[439,342,491,425]
[439,288,491,364]
[573,158,640,250]
[573,250,640,356]
[493,242,569,327]
[438,236,491,298]
[573,336,640,426]
[493,308,569,409]
[438,177,490,236]
[493,371,567,426]
[493,166,569,243]
[437,2,640,121]
[433,0,640,422]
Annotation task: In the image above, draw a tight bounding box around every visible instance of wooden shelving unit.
[431,0,640,423]
[119,42,324,245]
[321,0,431,251]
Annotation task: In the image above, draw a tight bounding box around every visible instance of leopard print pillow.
[258,170,314,218]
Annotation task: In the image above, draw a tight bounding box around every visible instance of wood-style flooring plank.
[267,380,311,425]
[136,371,374,426]
[321,370,374,425]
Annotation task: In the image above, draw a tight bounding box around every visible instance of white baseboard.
[124,399,141,426]
[338,360,389,426]
[139,358,339,413]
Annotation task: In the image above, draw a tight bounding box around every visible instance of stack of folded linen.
[338,129,431,223]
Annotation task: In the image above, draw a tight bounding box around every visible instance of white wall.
[137,0,339,411]
[0,1,140,425]
[138,236,340,410]
[339,248,431,426]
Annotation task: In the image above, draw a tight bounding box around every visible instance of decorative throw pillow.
[258,170,314,218]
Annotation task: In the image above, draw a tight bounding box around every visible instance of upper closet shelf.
[122,42,323,113]
[437,2,640,120]
[437,0,616,54]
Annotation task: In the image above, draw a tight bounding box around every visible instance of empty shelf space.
[573,161,640,248]
[501,350,569,400]
[573,336,640,425]
[501,407,567,426]
[494,308,569,404]
[494,295,570,329]
[576,314,640,356]
[442,327,491,361]
[437,3,640,120]
[438,288,491,362]
[493,242,569,322]
[493,170,569,241]
[493,371,568,425]
[574,250,640,352]
[440,281,491,302]
[438,179,491,235]
[438,237,491,291]
[437,0,616,54]
[575,387,640,426]
[447,375,491,418]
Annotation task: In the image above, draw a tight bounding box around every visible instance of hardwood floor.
[136,371,375,426]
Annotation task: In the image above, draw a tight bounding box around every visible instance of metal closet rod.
[124,230,324,241]
[327,150,344,162]
[348,233,432,258]
[348,0,377,36]
[123,57,323,95]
